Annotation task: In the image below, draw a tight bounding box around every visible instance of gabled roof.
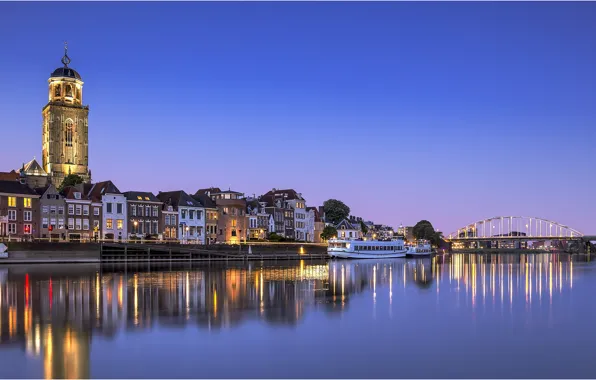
[336,219,357,230]
[263,188,304,201]
[34,183,61,198]
[191,193,217,209]
[123,191,160,203]
[195,187,222,197]
[0,171,19,181]
[88,181,121,202]
[61,186,91,201]
[23,159,47,176]
[0,180,39,196]
[157,190,202,209]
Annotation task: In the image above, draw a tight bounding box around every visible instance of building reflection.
[0,254,585,377]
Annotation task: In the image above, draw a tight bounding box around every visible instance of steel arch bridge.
[446,216,584,241]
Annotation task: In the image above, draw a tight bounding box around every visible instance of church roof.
[51,67,82,80]
[23,158,47,176]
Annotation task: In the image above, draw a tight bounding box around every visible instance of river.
[0,253,594,378]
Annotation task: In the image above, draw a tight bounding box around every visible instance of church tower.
[42,44,91,187]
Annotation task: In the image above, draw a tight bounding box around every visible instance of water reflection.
[0,253,588,378]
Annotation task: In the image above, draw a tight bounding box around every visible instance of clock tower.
[42,44,91,187]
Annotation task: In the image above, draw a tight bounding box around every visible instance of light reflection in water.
[0,254,585,379]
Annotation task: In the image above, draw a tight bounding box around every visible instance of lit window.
[7,197,16,207]
[23,224,32,235]
[106,219,113,229]
[144,197,150,201]
[117,220,123,230]
[23,198,32,208]
[137,196,142,200]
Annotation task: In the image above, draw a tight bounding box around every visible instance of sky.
[0,2,594,234]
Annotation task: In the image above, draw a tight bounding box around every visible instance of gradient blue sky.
[0,2,594,234]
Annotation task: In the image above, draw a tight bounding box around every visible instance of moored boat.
[327,238,407,259]
[406,240,433,257]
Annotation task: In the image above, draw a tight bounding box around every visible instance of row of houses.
[0,160,326,243]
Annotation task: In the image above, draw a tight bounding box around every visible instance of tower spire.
[61,41,71,68]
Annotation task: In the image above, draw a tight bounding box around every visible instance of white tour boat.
[406,240,433,257]
[327,238,407,259]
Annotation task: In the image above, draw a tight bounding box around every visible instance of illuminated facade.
[41,45,91,187]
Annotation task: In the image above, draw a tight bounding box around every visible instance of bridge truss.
[446,216,583,240]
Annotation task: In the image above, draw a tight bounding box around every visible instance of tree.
[323,199,350,225]
[360,220,369,235]
[413,220,445,247]
[320,226,338,241]
[58,174,85,192]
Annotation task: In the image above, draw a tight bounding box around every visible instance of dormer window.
[137,196,142,200]
[144,197,150,201]
[74,192,81,200]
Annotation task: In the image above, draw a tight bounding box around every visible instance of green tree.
[58,174,85,192]
[413,220,444,247]
[320,226,338,241]
[360,220,369,235]
[323,199,350,225]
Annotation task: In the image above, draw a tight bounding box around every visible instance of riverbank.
[0,242,328,264]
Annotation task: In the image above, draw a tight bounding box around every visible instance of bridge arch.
[446,216,583,240]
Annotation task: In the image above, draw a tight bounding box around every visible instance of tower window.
[65,84,72,97]
[65,120,73,147]
[54,84,61,97]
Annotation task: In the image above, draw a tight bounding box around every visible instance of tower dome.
[50,43,82,80]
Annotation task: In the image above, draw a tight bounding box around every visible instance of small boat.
[327,237,407,259]
[406,240,433,257]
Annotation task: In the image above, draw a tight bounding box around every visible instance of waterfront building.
[42,45,91,186]
[89,181,126,242]
[260,195,286,237]
[123,191,162,240]
[246,199,271,240]
[0,180,41,240]
[307,207,325,243]
[161,199,178,241]
[192,192,218,244]
[61,185,101,242]
[157,191,204,244]
[196,188,247,244]
[35,183,66,241]
[336,219,362,240]
[263,189,308,241]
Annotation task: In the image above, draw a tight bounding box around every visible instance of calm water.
[0,254,595,378]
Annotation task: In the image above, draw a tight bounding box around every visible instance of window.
[42,217,49,228]
[75,219,82,230]
[137,196,142,200]
[75,205,82,215]
[23,224,32,235]
[153,220,158,234]
[83,205,89,216]
[68,218,74,229]
[8,210,16,221]
[139,221,144,234]
[131,205,136,216]
[152,206,158,217]
[171,215,176,225]
[94,207,99,216]
[68,204,74,215]
[106,219,113,229]
[23,198,32,208]
[223,207,229,215]
[145,206,150,216]
[8,224,16,234]
[56,206,62,214]
[189,210,195,220]
[50,218,56,229]
[117,219,123,230]
[42,205,49,214]
[106,203,112,213]
[197,210,203,220]
[65,120,73,147]
[7,197,16,207]
[117,203,123,214]
[57,218,64,229]
[138,206,143,217]
[74,192,81,200]
[83,219,89,230]
[181,209,187,219]
[24,211,32,222]
[93,220,99,229]
[165,215,170,225]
